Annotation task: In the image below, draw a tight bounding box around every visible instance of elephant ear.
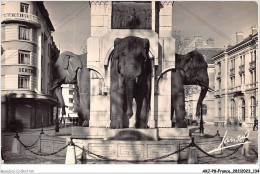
[179,54,193,78]
[113,38,121,59]
[143,38,150,58]
[62,52,82,80]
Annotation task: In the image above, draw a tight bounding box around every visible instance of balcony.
[1,13,41,27]
[239,65,245,75]
[230,68,235,77]
[249,61,256,71]
[216,72,221,79]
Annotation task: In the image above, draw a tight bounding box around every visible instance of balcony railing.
[1,13,41,27]
[249,61,256,71]
[239,64,245,75]
[230,68,235,77]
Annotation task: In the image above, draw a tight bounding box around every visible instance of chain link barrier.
[20,136,41,148]
[17,137,69,156]
[13,130,256,162]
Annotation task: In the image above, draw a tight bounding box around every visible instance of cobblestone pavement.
[1,123,258,164]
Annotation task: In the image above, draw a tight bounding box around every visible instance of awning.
[3,91,57,103]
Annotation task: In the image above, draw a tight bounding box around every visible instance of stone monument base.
[70,127,192,162]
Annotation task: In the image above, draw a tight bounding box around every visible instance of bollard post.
[80,146,87,164]
[11,132,21,154]
[38,129,44,153]
[65,138,76,164]
[188,137,198,164]
[241,138,251,156]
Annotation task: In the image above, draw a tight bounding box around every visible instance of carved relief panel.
[112,1,152,29]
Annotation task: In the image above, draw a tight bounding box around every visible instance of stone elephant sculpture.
[157,50,213,128]
[50,51,90,127]
[109,36,152,129]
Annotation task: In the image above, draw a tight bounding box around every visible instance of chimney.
[236,32,243,44]
[207,38,214,47]
[194,35,203,47]
[251,26,257,35]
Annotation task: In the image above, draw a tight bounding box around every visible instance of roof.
[36,2,55,31]
[213,32,258,58]
[196,48,225,64]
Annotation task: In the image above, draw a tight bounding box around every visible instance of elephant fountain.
[50,51,90,127]
[157,50,212,128]
[109,36,152,129]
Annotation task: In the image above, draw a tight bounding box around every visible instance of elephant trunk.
[196,81,209,117]
[54,86,66,116]
[125,79,135,119]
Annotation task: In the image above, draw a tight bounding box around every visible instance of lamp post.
[199,103,204,134]
[55,97,59,132]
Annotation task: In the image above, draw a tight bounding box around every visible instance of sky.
[44,1,258,53]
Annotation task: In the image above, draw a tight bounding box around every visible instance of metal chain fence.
[13,131,256,163]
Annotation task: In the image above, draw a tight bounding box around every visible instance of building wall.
[1,1,59,129]
[213,31,258,126]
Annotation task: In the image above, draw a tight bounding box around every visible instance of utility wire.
[53,2,87,27]
[2,2,89,62]
[175,2,236,45]
[54,4,88,32]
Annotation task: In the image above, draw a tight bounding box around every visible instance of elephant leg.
[134,78,149,128]
[171,71,187,128]
[110,90,125,128]
[139,98,149,128]
[171,102,175,127]
[79,93,90,127]
[110,76,126,128]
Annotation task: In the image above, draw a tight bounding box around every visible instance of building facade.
[181,36,224,122]
[212,28,258,127]
[1,1,59,129]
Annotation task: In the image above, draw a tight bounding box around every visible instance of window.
[18,75,29,89]
[19,26,30,41]
[251,70,256,84]
[69,90,74,95]
[240,73,245,85]
[69,106,74,111]
[36,10,38,16]
[254,50,256,61]
[231,100,236,118]
[20,3,29,13]
[251,97,256,118]
[69,98,74,103]
[18,51,30,64]
[218,101,221,117]
[202,104,207,115]
[218,79,221,89]
[241,99,245,121]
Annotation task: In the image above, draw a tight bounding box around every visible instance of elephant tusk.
[136,77,138,83]
[49,83,60,91]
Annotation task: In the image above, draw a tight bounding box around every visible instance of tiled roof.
[196,48,225,64]
[212,33,258,58]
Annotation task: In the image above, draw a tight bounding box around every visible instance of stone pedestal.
[86,2,176,128]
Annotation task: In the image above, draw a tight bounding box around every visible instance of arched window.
[202,104,207,115]
[231,100,236,118]
[241,99,245,121]
[251,97,256,118]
